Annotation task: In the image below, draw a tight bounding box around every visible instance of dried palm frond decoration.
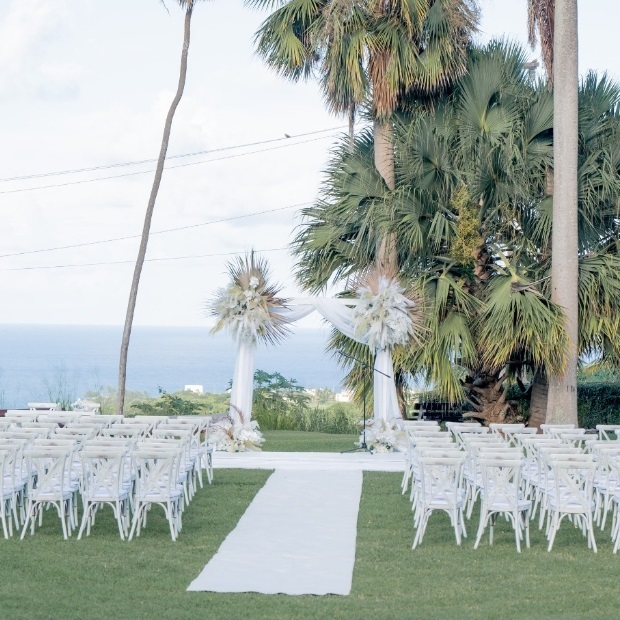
[208,405,265,452]
[352,267,425,350]
[208,252,289,345]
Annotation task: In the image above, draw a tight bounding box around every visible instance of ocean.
[0,325,346,409]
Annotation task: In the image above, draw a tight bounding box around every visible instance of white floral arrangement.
[353,272,421,350]
[209,415,265,452]
[358,418,406,453]
[209,252,289,345]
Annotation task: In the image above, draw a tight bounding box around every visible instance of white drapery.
[228,298,400,422]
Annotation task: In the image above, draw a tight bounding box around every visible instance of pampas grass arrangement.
[352,267,425,350]
[209,252,289,345]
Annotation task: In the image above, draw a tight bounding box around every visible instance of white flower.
[353,277,414,349]
[249,276,259,288]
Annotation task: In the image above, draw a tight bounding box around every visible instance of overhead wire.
[0,132,344,196]
[0,125,346,184]
[0,246,290,271]
[0,202,311,259]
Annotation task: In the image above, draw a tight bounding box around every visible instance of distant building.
[335,389,353,403]
[184,385,204,395]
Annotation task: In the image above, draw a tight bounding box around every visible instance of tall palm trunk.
[373,119,397,271]
[546,0,579,424]
[529,371,549,428]
[116,4,194,415]
[348,101,356,153]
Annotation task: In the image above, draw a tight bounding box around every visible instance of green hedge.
[578,382,620,428]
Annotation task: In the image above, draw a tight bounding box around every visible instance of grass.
[262,430,359,452]
[1,432,619,619]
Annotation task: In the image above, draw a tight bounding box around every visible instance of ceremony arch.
[209,253,422,452]
[228,298,401,425]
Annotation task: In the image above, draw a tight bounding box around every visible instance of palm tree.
[117,0,203,415]
[247,0,478,272]
[294,41,620,423]
[527,0,580,424]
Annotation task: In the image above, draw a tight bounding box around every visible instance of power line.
[0,133,337,195]
[0,247,290,272]
[0,202,311,259]
[0,133,343,196]
[0,126,346,184]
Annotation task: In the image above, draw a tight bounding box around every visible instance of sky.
[0,0,617,327]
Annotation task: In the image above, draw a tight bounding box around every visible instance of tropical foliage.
[293,41,620,423]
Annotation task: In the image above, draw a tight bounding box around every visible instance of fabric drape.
[228,298,401,423]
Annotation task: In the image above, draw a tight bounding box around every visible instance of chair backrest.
[27,403,59,411]
[4,411,39,423]
[6,427,51,439]
[504,427,538,447]
[101,426,149,439]
[80,447,130,498]
[547,456,596,512]
[37,413,80,425]
[24,446,73,498]
[85,437,135,450]
[540,423,575,435]
[401,420,441,431]
[451,426,490,449]
[133,449,180,499]
[19,421,59,430]
[596,424,620,441]
[0,447,18,490]
[489,423,525,437]
[418,455,466,505]
[478,457,524,505]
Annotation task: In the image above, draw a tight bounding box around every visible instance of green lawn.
[262,430,359,452]
[1,432,619,619]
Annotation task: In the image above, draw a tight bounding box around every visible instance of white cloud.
[0,0,81,100]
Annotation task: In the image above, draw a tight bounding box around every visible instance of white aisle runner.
[187,469,363,595]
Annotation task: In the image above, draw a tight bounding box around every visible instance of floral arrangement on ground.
[358,419,406,453]
[209,412,265,452]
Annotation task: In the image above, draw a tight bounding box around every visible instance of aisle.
[187,469,363,595]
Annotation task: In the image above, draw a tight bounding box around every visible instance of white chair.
[412,454,467,549]
[474,456,531,552]
[101,426,149,439]
[545,456,597,552]
[592,445,620,530]
[78,447,132,540]
[450,425,490,450]
[20,446,79,539]
[129,448,184,541]
[4,412,39,424]
[540,423,575,435]
[489,423,525,438]
[596,425,620,441]
[0,447,22,538]
[403,433,453,497]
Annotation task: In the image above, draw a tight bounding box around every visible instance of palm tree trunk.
[529,371,548,429]
[116,3,194,415]
[546,0,579,424]
[348,101,356,153]
[373,119,397,271]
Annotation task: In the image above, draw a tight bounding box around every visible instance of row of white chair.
[0,415,214,541]
[404,423,620,553]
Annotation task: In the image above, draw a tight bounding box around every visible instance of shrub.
[577,382,620,428]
